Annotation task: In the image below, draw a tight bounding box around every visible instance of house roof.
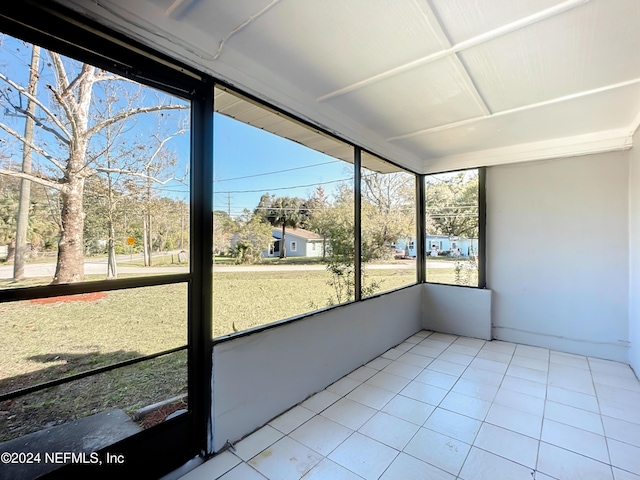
[272,227,324,241]
[58,0,640,174]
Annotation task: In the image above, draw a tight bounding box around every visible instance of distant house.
[264,227,325,258]
[396,235,478,258]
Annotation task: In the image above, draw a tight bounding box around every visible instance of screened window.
[425,169,480,286]
[212,88,355,337]
[0,37,190,289]
[360,152,417,297]
[0,32,193,466]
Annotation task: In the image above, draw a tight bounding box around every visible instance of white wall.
[422,284,492,340]
[212,285,422,452]
[487,152,630,361]
[630,131,640,375]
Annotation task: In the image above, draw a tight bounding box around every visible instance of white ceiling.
[56,0,640,174]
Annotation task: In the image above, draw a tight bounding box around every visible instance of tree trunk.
[51,62,94,284]
[13,45,40,281]
[142,215,150,267]
[106,221,117,279]
[53,179,85,284]
[146,212,153,266]
[280,220,286,258]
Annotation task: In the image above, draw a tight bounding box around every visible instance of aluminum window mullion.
[189,81,215,455]
[478,167,487,289]
[416,174,426,283]
[0,274,190,303]
[354,147,362,301]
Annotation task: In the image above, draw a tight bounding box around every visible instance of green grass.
[2,351,187,442]
[118,254,187,267]
[212,267,418,336]
[0,265,474,442]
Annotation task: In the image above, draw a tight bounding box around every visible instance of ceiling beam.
[421,128,632,174]
[317,0,589,103]
[628,106,640,143]
[211,0,281,61]
[165,0,197,19]
[388,77,640,142]
[415,0,492,116]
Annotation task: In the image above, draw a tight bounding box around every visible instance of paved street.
[0,255,458,280]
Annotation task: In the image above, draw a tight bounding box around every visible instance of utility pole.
[14,45,40,281]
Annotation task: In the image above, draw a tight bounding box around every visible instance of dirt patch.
[30,292,108,305]
[137,399,188,429]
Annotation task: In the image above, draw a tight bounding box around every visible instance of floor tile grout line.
[212,331,639,479]
[536,372,550,477]
[538,440,618,473]
[469,443,539,475]
[591,359,615,470]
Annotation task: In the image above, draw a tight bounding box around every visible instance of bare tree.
[0,46,187,283]
[360,171,415,260]
[13,45,40,280]
[89,83,187,276]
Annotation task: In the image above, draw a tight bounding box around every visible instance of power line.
[214,176,353,194]
[212,170,391,195]
[213,160,341,183]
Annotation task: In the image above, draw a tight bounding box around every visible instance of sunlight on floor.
[179,331,640,480]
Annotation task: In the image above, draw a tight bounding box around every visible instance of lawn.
[212,266,418,336]
[0,264,472,442]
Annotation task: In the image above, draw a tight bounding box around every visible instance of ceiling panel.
[460,0,640,112]
[56,0,640,173]
[362,151,406,174]
[392,82,640,159]
[158,0,274,47]
[430,0,563,44]
[323,56,487,139]
[207,0,446,98]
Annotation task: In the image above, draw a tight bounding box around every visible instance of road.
[0,255,458,280]
[0,253,187,280]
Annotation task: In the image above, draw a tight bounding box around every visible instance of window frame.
[423,166,487,289]
[0,3,212,477]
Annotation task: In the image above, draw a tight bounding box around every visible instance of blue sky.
[0,34,366,218]
[213,113,352,217]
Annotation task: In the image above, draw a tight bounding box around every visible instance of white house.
[397,235,479,257]
[264,227,325,258]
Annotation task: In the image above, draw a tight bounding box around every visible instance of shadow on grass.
[0,349,187,443]
[0,350,143,397]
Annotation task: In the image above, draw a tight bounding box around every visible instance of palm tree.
[266,196,304,258]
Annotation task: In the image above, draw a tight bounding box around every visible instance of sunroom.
[0,1,639,479]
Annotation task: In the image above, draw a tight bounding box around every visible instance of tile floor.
[179,330,640,480]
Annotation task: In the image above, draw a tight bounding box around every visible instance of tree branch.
[0,168,63,191]
[7,103,70,146]
[0,122,67,172]
[47,52,80,134]
[49,52,70,98]
[62,63,95,98]
[0,70,72,141]
[94,167,184,185]
[86,104,188,139]
[93,72,140,86]
[46,84,77,135]
[146,128,187,169]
